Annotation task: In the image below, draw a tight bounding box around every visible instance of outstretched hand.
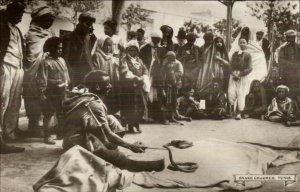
[130,141,146,153]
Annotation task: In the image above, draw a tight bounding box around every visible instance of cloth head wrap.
[98,36,111,48]
[31,6,54,19]
[126,40,139,50]
[151,32,161,38]
[276,85,290,93]
[284,30,297,37]
[79,12,96,23]
[95,35,112,52]
[165,51,176,58]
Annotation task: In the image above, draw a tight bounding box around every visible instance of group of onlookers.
[1,1,300,154]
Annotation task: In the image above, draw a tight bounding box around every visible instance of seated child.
[204,78,227,120]
[243,80,268,119]
[262,68,281,104]
[177,86,203,119]
[265,85,296,123]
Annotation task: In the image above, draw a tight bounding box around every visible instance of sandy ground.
[1,117,300,192]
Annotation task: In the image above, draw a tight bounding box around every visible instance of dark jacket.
[62,29,97,86]
[0,10,25,65]
[139,43,165,70]
[173,43,185,54]
[230,51,252,77]
[139,44,165,87]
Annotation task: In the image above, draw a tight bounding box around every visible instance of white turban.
[276,85,290,93]
[284,30,297,37]
[151,32,161,38]
[126,40,139,50]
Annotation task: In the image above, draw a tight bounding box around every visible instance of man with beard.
[23,6,55,137]
[278,30,300,98]
[62,13,96,87]
[0,0,25,153]
[204,78,227,120]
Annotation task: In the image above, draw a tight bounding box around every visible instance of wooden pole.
[226,0,233,51]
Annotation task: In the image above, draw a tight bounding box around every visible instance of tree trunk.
[112,0,125,34]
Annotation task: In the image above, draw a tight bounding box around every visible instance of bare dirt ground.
[1,117,300,192]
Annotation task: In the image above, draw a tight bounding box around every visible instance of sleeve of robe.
[119,57,135,80]
[265,99,275,119]
[92,52,101,70]
[286,101,297,120]
[36,60,48,95]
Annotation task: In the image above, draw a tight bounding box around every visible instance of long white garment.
[229,27,268,82]
[0,63,24,137]
[148,44,159,103]
[228,74,251,111]
[0,23,24,138]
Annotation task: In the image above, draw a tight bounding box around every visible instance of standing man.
[23,6,55,136]
[278,30,300,98]
[139,33,165,122]
[256,30,270,62]
[62,13,97,87]
[177,32,200,90]
[0,0,25,153]
[196,31,215,93]
[174,28,186,53]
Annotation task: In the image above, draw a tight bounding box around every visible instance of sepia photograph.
[0,0,300,191]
